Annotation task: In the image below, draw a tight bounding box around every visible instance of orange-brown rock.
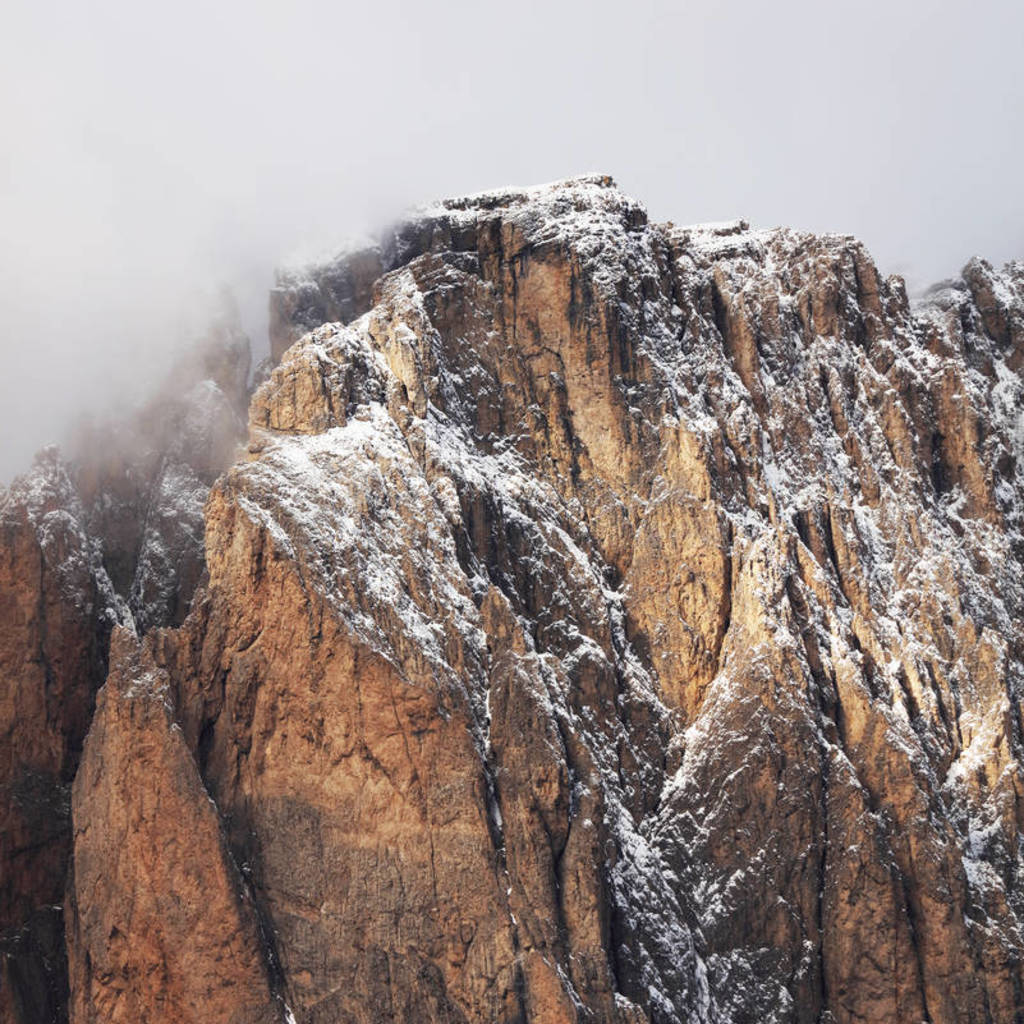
[0,316,250,1024]
[5,177,1024,1023]
[65,627,281,1024]
[0,450,118,1024]
[221,181,1024,1022]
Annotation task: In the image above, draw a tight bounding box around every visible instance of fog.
[2,0,1022,483]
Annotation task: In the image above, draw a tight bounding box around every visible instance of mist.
[2,0,1022,483]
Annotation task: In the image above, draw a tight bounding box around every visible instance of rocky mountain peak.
[2,178,1023,1023]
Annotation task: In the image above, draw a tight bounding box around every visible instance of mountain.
[2,176,1022,1023]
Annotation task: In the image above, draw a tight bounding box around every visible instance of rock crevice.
[2,176,1023,1023]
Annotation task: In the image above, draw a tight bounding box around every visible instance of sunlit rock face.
[4,176,1024,1023]
[65,627,280,1024]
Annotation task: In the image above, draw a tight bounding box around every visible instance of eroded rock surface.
[0,315,250,1023]
[157,178,1024,1022]
[65,627,281,1024]
[0,451,119,1024]
[5,176,1024,1023]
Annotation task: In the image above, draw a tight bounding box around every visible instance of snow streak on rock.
[5,176,1023,1024]
[162,176,1021,1023]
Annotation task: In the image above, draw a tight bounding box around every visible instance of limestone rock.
[5,177,1024,1023]
[0,318,251,1023]
[206,178,1023,1022]
[0,450,120,1024]
[65,627,281,1024]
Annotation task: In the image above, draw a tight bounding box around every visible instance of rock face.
[0,450,119,1024]
[65,627,280,1024]
[0,315,249,1023]
[3,176,1024,1023]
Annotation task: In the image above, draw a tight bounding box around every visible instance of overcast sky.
[2,0,1022,482]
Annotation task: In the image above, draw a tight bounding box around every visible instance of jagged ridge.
[2,176,1023,1024]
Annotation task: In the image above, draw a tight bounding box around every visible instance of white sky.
[2,0,1022,481]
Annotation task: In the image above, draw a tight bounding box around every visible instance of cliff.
[2,176,1023,1023]
[0,311,249,1021]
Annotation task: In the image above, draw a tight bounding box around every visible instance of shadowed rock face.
[4,176,1024,1023]
[0,451,116,1024]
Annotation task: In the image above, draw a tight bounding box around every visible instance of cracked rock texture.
[65,627,280,1024]
[3,176,1024,1023]
[0,313,249,1023]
